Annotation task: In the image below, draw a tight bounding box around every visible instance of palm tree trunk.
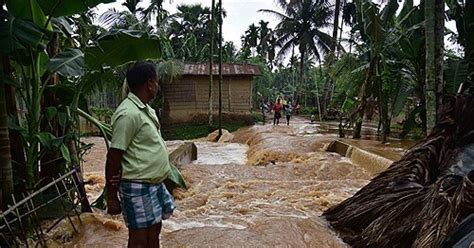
[434,0,444,120]
[425,0,438,130]
[218,0,223,138]
[0,66,13,210]
[321,0,341,118]
[208,0,215,131]
[417,72,428,136]
[300,51,305,102]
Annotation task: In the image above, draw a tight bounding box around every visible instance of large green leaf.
[47,48,84,77]
[5,0,48,27]
[85,30,162,70]
[35,132,55,149]
[398,0,413,23]
[60,143,71,163]
[37,0,115,17]
[0,17,45,54]
[445,59,469,94]
[391,79,414,117]
[381,0,399,23]
[363,2,385,47]
[51,17,74,36]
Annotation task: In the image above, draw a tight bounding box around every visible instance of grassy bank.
[161,112,262,140]
[161,122,250,140]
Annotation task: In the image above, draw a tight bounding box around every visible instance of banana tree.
[0,0,118,213]
[350,0,387,139]
[350,0,424,141]
[1,0,182,212]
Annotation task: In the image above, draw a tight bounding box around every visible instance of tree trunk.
[208,0,215,131]
[434,0,444,120]
[68,139,92,212]
[0,71,13,210]
[425,0,438,130]
[218,0,223,138]
[352,58,375,139]
[321,0,341,118]
[377,75,389,143]
[415,67,428,136]
[3,58,26,192]
[40,32,63,184]
[299,50,305,105]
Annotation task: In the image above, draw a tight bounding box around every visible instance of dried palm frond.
[323,96,474,247]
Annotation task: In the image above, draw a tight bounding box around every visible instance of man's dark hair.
[126,61,157,92]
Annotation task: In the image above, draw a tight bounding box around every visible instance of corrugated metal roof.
[182,63,262,76]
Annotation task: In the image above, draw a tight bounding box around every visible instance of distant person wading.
[273,98,283,125]
[284,102,293,125]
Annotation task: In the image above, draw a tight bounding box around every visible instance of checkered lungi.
[119,181,176,229]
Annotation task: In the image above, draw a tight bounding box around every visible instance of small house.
[162,63,261,123]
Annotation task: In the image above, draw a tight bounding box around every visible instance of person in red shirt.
[273,98,283,125]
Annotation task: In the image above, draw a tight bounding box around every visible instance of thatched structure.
[324,96,474,247]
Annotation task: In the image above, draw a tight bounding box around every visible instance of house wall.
[163,75,252,123]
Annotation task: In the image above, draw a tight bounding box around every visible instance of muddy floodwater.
[52,117,413,247]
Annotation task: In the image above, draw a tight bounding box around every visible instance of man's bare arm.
[105,148,124,215]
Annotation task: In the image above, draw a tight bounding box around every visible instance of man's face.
[147,77,160,99]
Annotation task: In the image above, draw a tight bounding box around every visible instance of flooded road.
[59,117,412,247]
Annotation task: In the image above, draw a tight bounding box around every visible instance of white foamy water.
[192,142,248,166]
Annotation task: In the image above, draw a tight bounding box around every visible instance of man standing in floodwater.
[105,61,175,247]
[284,102,293,125]
[273,98,283,125]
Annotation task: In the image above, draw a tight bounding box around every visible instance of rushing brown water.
[48,117,414,247]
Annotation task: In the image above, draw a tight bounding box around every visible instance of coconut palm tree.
[141,0,171,29]
[321,0,341,118]
[425,0,445,130]
[260,0,334,121]
[168,3,225,61]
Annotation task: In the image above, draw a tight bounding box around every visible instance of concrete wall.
[326,140,394,176]
[163,75,252,123]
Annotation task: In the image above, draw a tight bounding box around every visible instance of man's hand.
[107,197,121,215]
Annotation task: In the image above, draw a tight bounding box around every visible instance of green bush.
[90,107,114,123]
[251,112,264,123]
[299,106,318,115]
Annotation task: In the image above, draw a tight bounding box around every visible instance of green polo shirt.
[110,92,171,184]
